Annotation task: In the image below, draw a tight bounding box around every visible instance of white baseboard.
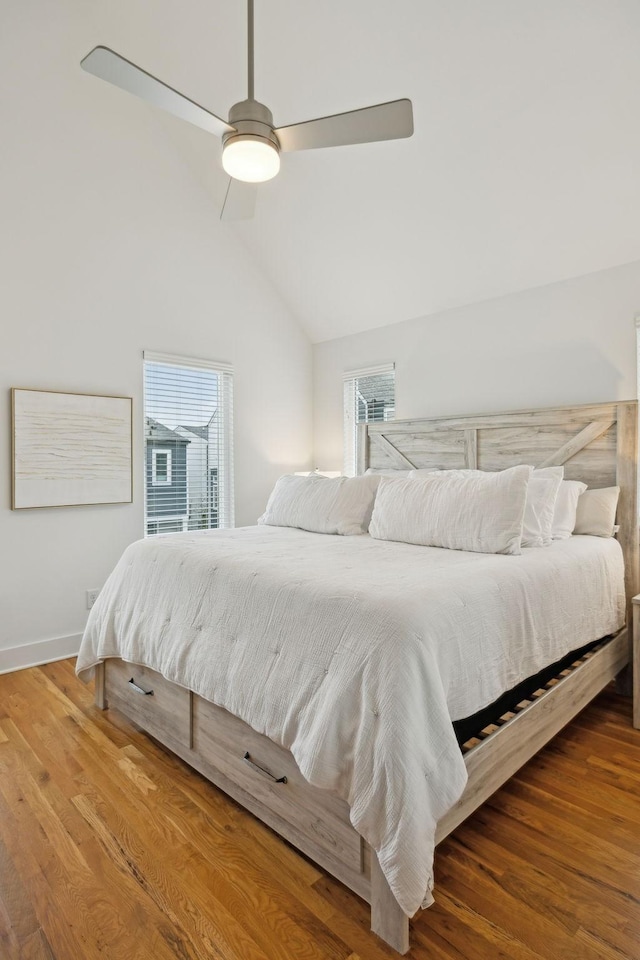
[0,633,82,675]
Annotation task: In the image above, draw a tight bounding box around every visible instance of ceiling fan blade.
[80,46,234,139]
[275,98,413,153]
[220,177,258,221]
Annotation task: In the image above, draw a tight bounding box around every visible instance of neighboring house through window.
[343,363,395,475]
[143,352,234,537]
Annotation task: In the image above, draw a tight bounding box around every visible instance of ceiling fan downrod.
[221,0,281,182]
[247,0,254,101]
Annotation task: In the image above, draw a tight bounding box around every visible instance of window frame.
[343,363,395,476]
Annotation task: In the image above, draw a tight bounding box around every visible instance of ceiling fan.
[81,0,414,220]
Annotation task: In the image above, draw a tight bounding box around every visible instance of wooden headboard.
[358,401,639,618]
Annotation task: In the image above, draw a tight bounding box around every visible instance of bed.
[76,400,639,954]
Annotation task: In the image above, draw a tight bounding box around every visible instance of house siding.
[145,439,188,520]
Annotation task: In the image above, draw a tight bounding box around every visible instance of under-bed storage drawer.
[192,695,362,875]
[104,659,191,749]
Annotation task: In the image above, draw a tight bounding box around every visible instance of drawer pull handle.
[243,751,287,784]
[129,678,154,696]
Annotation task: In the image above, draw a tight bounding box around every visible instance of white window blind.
[343,363,395,476]
[143,351,234,537]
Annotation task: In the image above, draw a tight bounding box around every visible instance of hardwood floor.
[0,660,639,959]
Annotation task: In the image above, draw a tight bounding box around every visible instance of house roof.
[177,424,210,441]
[145,418,190,444]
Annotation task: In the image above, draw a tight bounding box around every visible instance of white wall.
[0,0,312,669]
[313,260,640,470]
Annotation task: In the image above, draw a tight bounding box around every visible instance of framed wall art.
[11,388,133,509]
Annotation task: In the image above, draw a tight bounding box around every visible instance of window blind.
[343,363,395,476]
[143,351,234,537]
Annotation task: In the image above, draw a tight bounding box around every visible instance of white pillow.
[573,486,620,537]
[258,473,380,535]
[369,465,532,555]
[521,467,564,548]
[410,465,559,548]
[552,479,588,539]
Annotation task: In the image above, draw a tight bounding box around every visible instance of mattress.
[76,526,625,917]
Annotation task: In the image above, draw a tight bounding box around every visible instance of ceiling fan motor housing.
[223,99,281,153]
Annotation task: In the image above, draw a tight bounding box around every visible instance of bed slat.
[438,629,628,843]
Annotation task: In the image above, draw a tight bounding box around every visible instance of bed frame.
[94,400,639,955]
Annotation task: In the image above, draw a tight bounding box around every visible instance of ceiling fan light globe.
[222,136,280,183]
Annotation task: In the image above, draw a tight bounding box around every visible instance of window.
[143,352,234,537]
[151,449,172,485]
[343,363,395,476]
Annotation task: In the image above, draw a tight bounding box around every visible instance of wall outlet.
[86,589,101,610]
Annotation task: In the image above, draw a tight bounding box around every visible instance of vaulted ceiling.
[80,1,640,340]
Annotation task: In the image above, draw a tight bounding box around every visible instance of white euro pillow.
[258,473,380,535]
[573,486,620,537]
[369,465,532,555]
[521,467,564,548]
[552,479,588,539]
[411,465,559,548]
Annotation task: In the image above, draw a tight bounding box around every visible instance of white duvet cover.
[76,526,625,917]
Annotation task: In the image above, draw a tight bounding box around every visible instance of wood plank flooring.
[0,659,639,959]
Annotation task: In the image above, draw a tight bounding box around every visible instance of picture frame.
[11,388,133,509]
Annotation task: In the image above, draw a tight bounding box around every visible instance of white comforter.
[76,526,625,916]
